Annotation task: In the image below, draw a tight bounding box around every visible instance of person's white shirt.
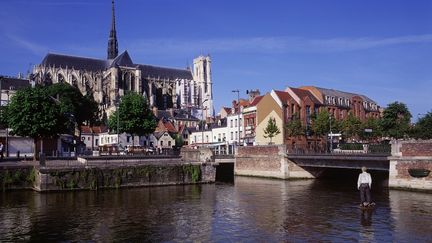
[357,172,372,189]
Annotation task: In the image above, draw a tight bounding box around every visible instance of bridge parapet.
[389,140,432,191]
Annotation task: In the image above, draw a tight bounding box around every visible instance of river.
[1,174,432,242]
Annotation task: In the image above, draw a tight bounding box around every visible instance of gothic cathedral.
[32,0,213,119]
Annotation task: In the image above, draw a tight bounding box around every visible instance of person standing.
[357,166,372,206]
[0,142,4,160]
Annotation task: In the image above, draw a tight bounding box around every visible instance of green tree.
[380,102,412,139]
[412,111,432,139]
[285,113,304,138]
[341,112,362,140]
[7,86,67,160]
[47,83,99,132]
[108,92,157,148]
[263,117,281,144]
[360,117,382,140]
[0,105,8,129]
[312,110,331,137]
[175,134,184,148]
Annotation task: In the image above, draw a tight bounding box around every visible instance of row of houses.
[1,75,201,157]
[188,86,381,152]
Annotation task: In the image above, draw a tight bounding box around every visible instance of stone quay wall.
[389,140,432,191]
[34,162,216,192]
[235,145,314,179]
[0,165,35,191]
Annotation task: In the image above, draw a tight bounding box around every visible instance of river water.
[1,174,432,242]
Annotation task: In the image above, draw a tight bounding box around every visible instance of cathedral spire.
[107,0,118,59]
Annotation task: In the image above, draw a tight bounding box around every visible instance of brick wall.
[394,160,432,180]
[237,145,279,156]
[389,140,432,191]
[401,143,432,157]
[236,145,282,172]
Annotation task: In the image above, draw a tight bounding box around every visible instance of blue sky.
[1,0,431,119]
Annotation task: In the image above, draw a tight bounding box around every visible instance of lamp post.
[201,98,208,146]
[116,98,120,151]
[5,90,9,157]
[232,90,240,146]
[329,115,333,153]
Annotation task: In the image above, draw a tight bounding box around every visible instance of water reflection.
[1,177,432,242]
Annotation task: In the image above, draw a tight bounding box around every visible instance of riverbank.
[0,155,217,192]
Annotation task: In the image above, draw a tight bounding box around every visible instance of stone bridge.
[231,141,432,191]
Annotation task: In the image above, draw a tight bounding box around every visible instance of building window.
[230,119,233,128]
[235,119,237,127]
[239,118,242,126]
[95,139,98,146]
[160,141,163,146]
[230,132,233,140]
[127,136,130,143]
[168,141,171,146]
[206,135,209,142]
[235,131,238,140]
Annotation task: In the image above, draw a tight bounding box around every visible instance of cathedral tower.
[107,0,118,59]
[193,55,213,118]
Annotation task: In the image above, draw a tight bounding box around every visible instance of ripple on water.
[1,178,432,241]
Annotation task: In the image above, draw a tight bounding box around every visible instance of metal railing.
[286,143,391,156]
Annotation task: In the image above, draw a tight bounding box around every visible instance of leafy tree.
[285,113,304,138]
[360,117,382,140]
[108,92,157,148]
[263,117,281,144]
[412,111,432,139]
[175,134,184,148]
[380,102,411,139]
[7,86,67,160]
[341,112,362,141]
[0,105,8,129]
[312,110,332,137]
[47,83,99,133]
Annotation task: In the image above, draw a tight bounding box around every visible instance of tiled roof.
[313,86,377,104]
[0,76,31,90]
[249,95,263,106]
[274,90,291,104]
[109,51,134,68]
[39,51,193,80]
[174,109,200,121]
[138,64,192,80]
[289,88,321,104]
[41,53,108,71]
[80,125,107,134]
[222,107,231,114]
[155,119,177,133]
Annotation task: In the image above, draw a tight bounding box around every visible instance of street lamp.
[201,98,208,146]
[115,97,121,152]
[232,90,240,145]
[5,90,9,157]
[329,115,333,153]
